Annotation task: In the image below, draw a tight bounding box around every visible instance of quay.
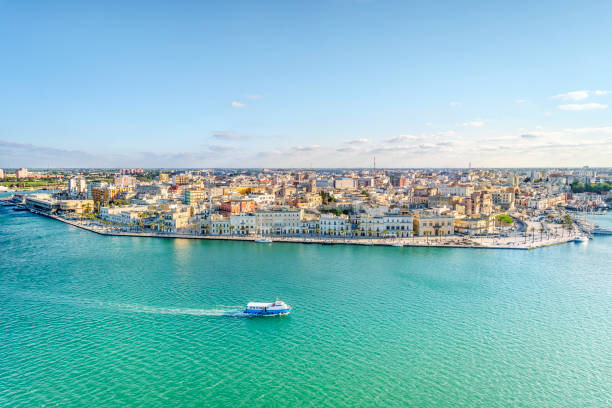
[28,210,583,251]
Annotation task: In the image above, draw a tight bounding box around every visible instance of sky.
[1,0,611,168]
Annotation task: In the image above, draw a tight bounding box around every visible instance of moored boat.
[254,238,272,243]
[244,300,291,316]
[574,236,588,243]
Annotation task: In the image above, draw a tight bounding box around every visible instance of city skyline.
[1,1,611,168]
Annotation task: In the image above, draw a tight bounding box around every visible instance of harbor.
[12,204,606,250]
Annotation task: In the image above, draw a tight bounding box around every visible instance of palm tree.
[230,225,235,236]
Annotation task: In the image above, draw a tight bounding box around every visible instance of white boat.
[254,238,272,243]
[244,300,291,316]
[574,236,588,243]
[392,242,403,247]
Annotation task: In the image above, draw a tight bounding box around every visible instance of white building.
[334,178,357,190]
[99,205,148,225]
[320,214,350,236]
[230,213,257,235]
[255,208,303,235]
[357,214,413,237]
[68,176,87,196]
[247,193,275,206]
[438,184,474,197]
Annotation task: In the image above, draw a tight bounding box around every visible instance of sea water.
[1,204,611,406]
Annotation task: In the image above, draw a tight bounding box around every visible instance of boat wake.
[13,290,244,317]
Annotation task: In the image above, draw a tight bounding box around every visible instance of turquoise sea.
[1,201,611,407]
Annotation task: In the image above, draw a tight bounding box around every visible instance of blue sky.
[1,0,611,168]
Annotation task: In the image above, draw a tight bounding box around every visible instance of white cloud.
[344,138,370,145]
[553,90,608,101]
[558,103,608,111]
[449,101,461,107]
[211,131,248,141]
[385,134,422,143]
[553,90,590,101]
[435,130,456,137]
[293,145,321,151]
[231,101,246,108]
[460,121,485,127]
[336,147,359,153]
[246,94,262,100]
[515,98,527,103]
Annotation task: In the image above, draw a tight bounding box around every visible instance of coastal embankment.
[37,212,582,250]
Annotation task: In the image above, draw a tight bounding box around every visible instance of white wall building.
[334,178,357,190]
[438,184,474,197]
[320,214,350,235]
[68,176,87,196]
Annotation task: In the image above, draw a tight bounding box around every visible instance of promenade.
[42,212,580,250]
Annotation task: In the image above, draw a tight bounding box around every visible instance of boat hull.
[243,308,291,316]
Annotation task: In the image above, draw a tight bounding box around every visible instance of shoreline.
[32,211,583,250]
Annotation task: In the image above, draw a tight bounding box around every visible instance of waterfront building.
[355,214,413,237]
[206,214,231,235]
[163,209,191,231]
[413,215,455,236]
[320,214,350,236]
[454,215,494,235]
[229,213,257,235]
[255,208,303,235]
[0,168,4,179]
[100,205,147,225]
[25,194,59,213]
